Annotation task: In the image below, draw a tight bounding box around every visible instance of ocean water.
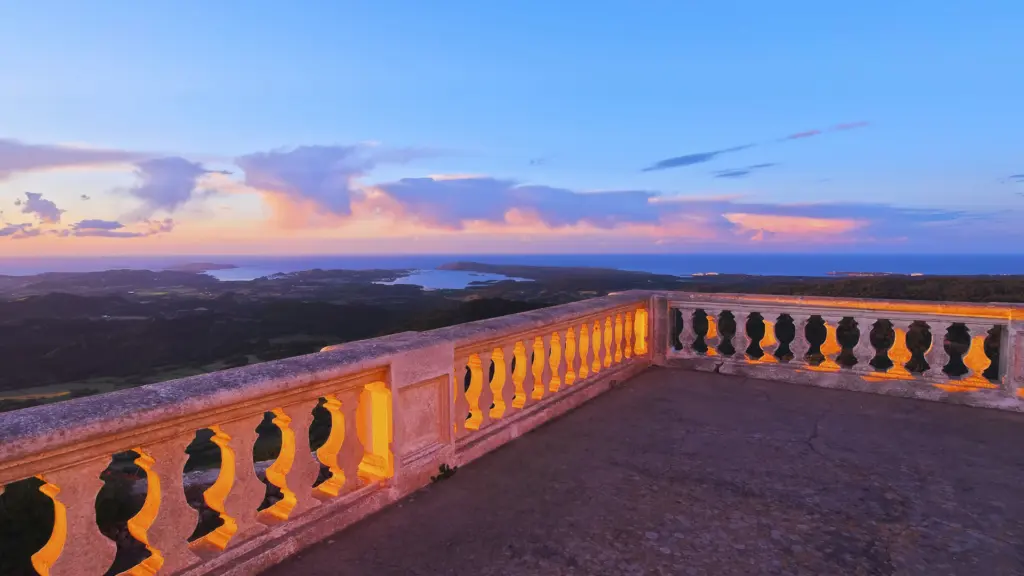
[2,254,1023,290]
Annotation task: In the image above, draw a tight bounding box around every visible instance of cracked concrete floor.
[265,367,1024,576]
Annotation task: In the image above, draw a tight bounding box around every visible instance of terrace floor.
[265,368,1024,576]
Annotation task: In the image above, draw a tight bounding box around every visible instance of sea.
[2,254,1023,290]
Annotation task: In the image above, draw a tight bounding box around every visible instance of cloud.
[80,194,91,201]
[376,177,661,229]
[644,121,870,172]
[69,217,175,238]
[1008,174,1024,182]
[20,192,65,224]
[0,139,148,181]
[125,157,223,219]
[831,121,870,131]
[642,145,753,172]
[236,145,427,217]
[368,175,967,250]
[712,163,777,179]
[783,130,822,140]
[0,223,33,237]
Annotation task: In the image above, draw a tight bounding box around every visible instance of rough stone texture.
[265,367,1024,576]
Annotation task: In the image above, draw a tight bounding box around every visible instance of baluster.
[477,350,495,427]
[704,309,721,356]
[624,311,634,359]
[127,434,201,575]
[634,307,649,355]
[852,316,878,374]
[531,336,546,401]
[885,319,914,379]
[542,333,557,393]
[678,308,698,357]
[737,310,754,360]
[789,314,812,365]
[463,354,484,429]
[924,321,951,380]
[496,343,516,415]
[960,323,997,388]
[578,323,591,380]
[563,327,577,386]
[510,342,528,409]
[817,315,843,371]
[614,313,624,363]
[31,459,116,576]
[759,313,780,363]
[260,400,321,522]
[335,387,367,492]
[453,355,472,436]
[591,320,602,373]
[195,414,267,551]
[603,316,614,368]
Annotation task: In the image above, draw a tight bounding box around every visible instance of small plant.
[430,463,458,483]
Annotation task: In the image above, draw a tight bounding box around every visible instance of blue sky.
[1,1,1022,255]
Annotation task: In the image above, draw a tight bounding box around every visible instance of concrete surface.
[265,367,1024,576]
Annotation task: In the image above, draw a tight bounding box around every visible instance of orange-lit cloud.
[723,212,865,236]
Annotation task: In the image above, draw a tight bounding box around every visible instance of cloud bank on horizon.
[0,129,1015,253]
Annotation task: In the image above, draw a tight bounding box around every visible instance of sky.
[1,0,1023,257]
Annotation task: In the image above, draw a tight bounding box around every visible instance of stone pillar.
[789,314,812,366]
[924,320,951,381]
[852,316,878,375]
[999,319,1023,395]
[650,295,669,365]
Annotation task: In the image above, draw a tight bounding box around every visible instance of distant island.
[163,262,239,273]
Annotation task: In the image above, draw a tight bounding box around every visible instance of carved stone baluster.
[603,316,614,368]
[759,313,780,363]
[498,343,516,414]
[577,324,591,380]
[195,414,267,551]
[127,434,201,575]
[614,313,624,363]
[542,333,558,393]
[736,310,754,361]
[924,320,951,380]
[477,349,495,428]
[548,332,565,392]
[885,319,914,379]
[817,315,843,371]
[259,401,321,522]
[335,387,367,493]
[634,307,649,355]
[852,317,878,374]
[511,341,530,409]
[31,459,116,576]
[788,314,812,366]
[453,355,472,436]
[591,320,603,374]
[624,311,634,359]
[564,327,578,386]
[961,323,997,388]
[703,309,721,356]
[531,336,547,401]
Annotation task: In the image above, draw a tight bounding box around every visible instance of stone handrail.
[0,291,654,576]
[652,292,1024,411]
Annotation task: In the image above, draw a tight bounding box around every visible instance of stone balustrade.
[2,289,1022,576]
[0,292,653,576]
[655,293,1024,411]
